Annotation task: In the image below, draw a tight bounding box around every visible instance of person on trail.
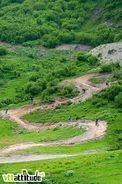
[95,118,99,126]
[29,97,33,103]
[5,109,8,114]
[68,116,72,123]
[106,82,109,86]
[75,45,80,51]
[82,88,86,94]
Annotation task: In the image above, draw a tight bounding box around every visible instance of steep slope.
[0,0,121,47]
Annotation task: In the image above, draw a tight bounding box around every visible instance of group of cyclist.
[4,81,110,127]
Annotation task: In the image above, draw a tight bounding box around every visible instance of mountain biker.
[5,109,8,114]
[68,116,72,122]
[95,118,99,126]
[106,82,109,86]
[82,88,86,93]
[29,97,33,103]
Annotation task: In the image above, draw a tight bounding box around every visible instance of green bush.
[2,98,12,105]
[99,85,122,102]
[100,63,120,73]
[29,74,40,82]
[115,92,122,108]
[77,52,98,65]
[77,52,88,62]
[87,54,99,65]
[0,47,8,56]
[59,85,78,98]
[25,82,41,96]
[91,97,108,107]
[113,69,122,80]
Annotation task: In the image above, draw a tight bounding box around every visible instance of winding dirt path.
[0,120,107,155]
[0,73,107,131]
[0,73,109,163]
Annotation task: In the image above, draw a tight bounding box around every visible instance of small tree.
[0,47,8,56]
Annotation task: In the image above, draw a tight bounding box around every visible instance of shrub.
[55,64,76,78]
[77,52,88,62]
[91,97,108,107]
[10,0,25,3]
[99,85,122,102]
[87,54,99,65]
[77,52,98,65]
[100,63,120,73]
[115,92,122,108]
[45,86,58,95]
[65,170,74,177]
[29,74,40,82]
[100,63,113,73]
[1,98,12,105]
[113,69,122,80]
[59,85,78,98]
[0,47,8,56]
[25,82,40,96]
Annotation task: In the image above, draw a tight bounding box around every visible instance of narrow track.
[0,73,109,163]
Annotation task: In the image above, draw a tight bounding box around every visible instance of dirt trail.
[0,120,107,155]
[0,73,107,131]
[0,73,109,162]
[0,150,106,164]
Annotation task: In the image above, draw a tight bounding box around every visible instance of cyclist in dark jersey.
[95,118,99,126]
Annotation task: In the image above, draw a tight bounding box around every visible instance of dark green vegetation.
[0,45,98,108]
[0,47,8,56]
[0,118,84,149]
[0,0,121,47]
[0,150,122,184]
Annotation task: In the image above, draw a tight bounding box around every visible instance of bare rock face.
[91,42,122,66]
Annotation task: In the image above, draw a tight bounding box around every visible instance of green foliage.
[0,47,95,108]
[0,150,122,184]
[59,85,79,98]
[10,0,25,3]
[0,0,121,47]
[77,52,99,65]
[113,69,122,80]
[0,47,8,56]
[0,3,121,182]
[25,82,41,96]
[100,85,122,101]
[115,92,122,108]
[100,62,120,73]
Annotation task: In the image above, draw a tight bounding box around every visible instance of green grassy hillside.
[0,1,122,183]
[23,82,122,154]
[0,0,121,47]
[0,45,98,108]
